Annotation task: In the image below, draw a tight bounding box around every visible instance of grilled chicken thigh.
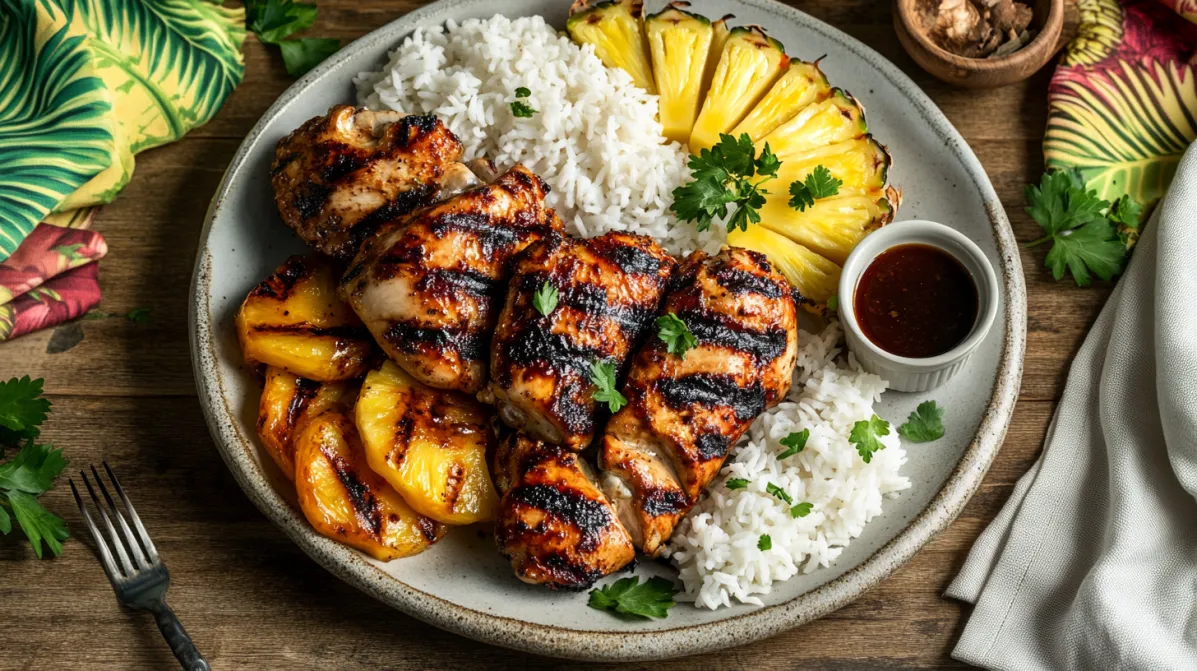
[340,165,563,394]
[600,248,799,555]
[485,232,675,450]
[272,106,484,259]
[493,432,635,589]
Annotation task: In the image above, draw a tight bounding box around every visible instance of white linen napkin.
[946,141,1197,670]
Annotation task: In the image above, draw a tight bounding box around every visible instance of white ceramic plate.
[191,0,1025,660]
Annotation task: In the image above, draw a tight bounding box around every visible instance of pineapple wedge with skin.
[728,224,841,316]
[568,0,656,94]
[236,255,375,382]
[689,26,789,152]
[699,14,733,102]
[730,60,831,142]
[645,4,714,144]
[258,366,359,480]
[294,410,448,561]
[760,89,867,160]
[758,187,900,266]
[356,361,498,526]
[776,136,891,196]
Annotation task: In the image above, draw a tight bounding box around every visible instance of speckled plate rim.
[189,0,1027,661]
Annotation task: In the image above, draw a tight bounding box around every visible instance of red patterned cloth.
[0,224,106,341]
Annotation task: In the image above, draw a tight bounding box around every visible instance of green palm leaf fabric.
[0,0,115,260]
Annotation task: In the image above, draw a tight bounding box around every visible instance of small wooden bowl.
[894,0,1064,88]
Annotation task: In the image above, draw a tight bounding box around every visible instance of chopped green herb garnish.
[589,361,627,413]
[826,294,839,312]
[531,281,558,317]
[126,307,152,324]
[758,534,772,551]
[725,478,749,490]
[898,401,945,442]
[791,502,813,518]
[670,133,780,233]
[765,482,792,505]
[777,429,809,459]
[788,165,841,212]
[514,86,531,98]
[588,576,677,619]
[656,312,697,358]
[849,414,890,464]
[511,100,538,118]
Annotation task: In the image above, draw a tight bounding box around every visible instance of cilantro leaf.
[532,281,558,317]
[4,490,68,559]
[246,0,317,43]
[514,86,531,98]
[588,576,677,619]
[826,294,839,312]
[656,312,697,358]
[765,482,792,505]
[279,37,340,77]
[777,429,809,459]
[791,502,813,518]
[510,100,538,118]
[589,361,628,413]
[1024,169,1126,287]
[0,376,51,447]
[849,414,890,463]
[670,133,779,234]
[758,534,772,551]
[788,165,841,212]
[0,442,66,495]
[126,307,152,324]
[898,401,945,442]
[725,477,749,490]
[1109,194,1144,248]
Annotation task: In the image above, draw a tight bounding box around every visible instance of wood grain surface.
[0,1,1107,668]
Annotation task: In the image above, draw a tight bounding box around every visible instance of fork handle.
[150,603,210,671]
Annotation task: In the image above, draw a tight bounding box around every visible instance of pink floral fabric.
[0,224,106,341]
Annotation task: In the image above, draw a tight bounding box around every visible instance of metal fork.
[70,463,210,671]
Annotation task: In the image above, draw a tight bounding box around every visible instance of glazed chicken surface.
[271,105,486,259]
[600,247,799,555]
[339,165,564,394]
[493,432,635,590]
[484,231,675,450]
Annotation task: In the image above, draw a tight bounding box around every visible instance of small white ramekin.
[838,220,999,393]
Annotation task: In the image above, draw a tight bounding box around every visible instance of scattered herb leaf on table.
[0,376,69,558]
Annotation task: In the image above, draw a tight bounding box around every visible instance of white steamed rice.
[355,15,910,609]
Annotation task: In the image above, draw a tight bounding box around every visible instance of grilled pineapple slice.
[294,410,447,560]
[776,136,891,195]
[728,225,840,316]
[759,89,867,159]
[689,26,788,152]
[645,4,714,144]
[567,0,656,94]
[356,361,497,526]
[759,188,900,266]
[236,255,374,382]
[730,61,831,142]
[257,367,358,479]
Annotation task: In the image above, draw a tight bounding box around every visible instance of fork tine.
[70,478,121,581]
[90,464,148,569]
[103,461,158,562]
[81,469,136,577]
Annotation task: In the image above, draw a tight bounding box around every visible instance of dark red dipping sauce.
[854,244,978,358]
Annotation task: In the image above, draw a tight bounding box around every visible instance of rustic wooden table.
[0,1,1104,668]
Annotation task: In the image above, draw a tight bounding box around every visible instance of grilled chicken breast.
[600,247,799,555]
[272,106,485,259]
[340,165,564,394]
[493,432,635,589]
[485,232,676,450]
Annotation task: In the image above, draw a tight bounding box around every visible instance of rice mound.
[355,15,910,610]
[355,14,723,255]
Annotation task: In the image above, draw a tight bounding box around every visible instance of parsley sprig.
[246,0,340,77]
[0,377,69,558]
[849,414,890,464]
[1024,169,1141,287]
[510,86,538,118]
[588,361,628,413]
[656,312,697,358]
[898,401,945,442]
[670,133,781,233]
[588,576,677,619]
[788,165,842,211]
[531,281,558,317]
[777,429,809,459]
